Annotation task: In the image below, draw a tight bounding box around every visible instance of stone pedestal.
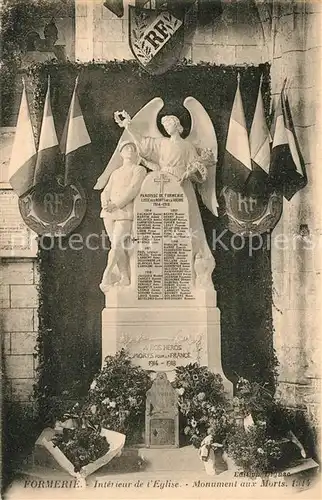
[101,287,232,395]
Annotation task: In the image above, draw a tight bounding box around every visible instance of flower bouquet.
[36,424,125,479]
[81,349,152,444]
[224,422,284,475]
[173,363,234,475]
[173,363,231,448]
[173,365,309,477]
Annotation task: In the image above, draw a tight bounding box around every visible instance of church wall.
[1,259,39,403]
[1,121,39,414]
[75,0,267,65]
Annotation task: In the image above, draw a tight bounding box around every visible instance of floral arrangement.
[52,425,110,473]
[173,363,232,448]
[186,148,215,183]
[173,364,307,475]
[231,377,305,439]
[224,377,308,474]
[54,349,152,461]
[80,350,151,442]
[224,423,284,475]
[232,376,274,420]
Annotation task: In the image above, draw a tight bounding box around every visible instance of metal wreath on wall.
[220,187,283,236]
[18,180,87,237]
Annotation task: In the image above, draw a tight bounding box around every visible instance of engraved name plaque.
[134,171,194,301]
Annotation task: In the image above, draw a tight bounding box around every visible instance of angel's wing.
[183,97,218,216]
[94,97,164,190]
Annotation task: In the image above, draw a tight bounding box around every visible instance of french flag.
[60,77,91,186]
[270,85,307,201]
[33,76,60,186]
[222,74,252,191]
[9,79,37,197]
[247,76,272,195]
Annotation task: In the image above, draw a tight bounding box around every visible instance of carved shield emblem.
[129,5,185,75]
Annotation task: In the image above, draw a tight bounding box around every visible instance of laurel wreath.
[114,110,131,128]
[131,11,181,65]
[131,12,151,65]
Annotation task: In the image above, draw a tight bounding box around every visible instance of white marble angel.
[95,97,219,289]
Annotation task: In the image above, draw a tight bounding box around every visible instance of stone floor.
[3,445,321,500]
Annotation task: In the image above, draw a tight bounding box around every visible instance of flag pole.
[74,74,79,91]
[71,75,79,104]
[61,72,91,187]
[284,77,293,95]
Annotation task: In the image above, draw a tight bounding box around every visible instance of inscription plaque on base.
[150,419,175,446]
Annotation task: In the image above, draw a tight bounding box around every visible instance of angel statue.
[95,97,219,290]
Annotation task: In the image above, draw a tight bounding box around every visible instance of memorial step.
[23,442,211,475]
[14,458,320,487]
[136,446,210,473]
[82,445,215,474]
[20,441,319,483]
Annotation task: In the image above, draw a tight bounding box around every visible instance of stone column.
[75,0,132,62]
[270,1,321,430]
[75,0,94,61]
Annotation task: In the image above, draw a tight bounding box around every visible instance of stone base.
[101,288,233,396]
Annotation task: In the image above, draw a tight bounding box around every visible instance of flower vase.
[36,427,126,480]
[202,448,217,476]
